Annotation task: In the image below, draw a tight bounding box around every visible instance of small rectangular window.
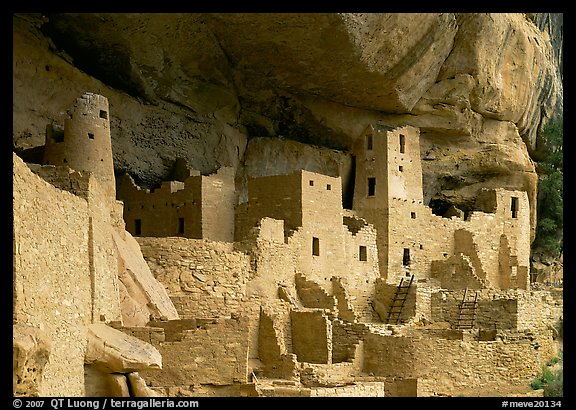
[411,212,416,219]
[309,180,314,186]
[366,134,373,151]
[511,197,518,218]
[88,132,95,140]
[134,219,142,236]
[399,134,406,154]
[312,237,320,256]
[403,248,410,266]
[359,246,367,261]
[99,110,108,119]
[368,177,376,197]
[178,217,185,234]
[399,166,404,172]
[511,266,518,277]
[326,184,331,191]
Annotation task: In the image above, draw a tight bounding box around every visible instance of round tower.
[43,92,116,199]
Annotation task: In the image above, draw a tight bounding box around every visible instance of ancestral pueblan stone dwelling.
[13,93,562,397]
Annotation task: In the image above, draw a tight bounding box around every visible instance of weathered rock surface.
[112,229,180,325]
[85,323,162,373]
[13,13,562,235]
[13,324,51,397]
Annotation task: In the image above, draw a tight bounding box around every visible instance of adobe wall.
[14,154,92,396]
[414,330,557,397]
[431,290,518,329]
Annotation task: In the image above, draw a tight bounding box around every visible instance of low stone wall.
[137,317,250,388]
[363,327,558,397]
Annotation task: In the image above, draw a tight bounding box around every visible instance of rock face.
[13,324,51,397]
[13,13,562,242]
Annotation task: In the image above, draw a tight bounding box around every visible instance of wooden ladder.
[456,288,479,329]
[386,274,414,325]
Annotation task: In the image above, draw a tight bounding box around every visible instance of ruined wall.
[136,237,251,318]
[43,92,116,200]
[14,154,92,396]
[137,317,250,389]
[117,174,202,239]
[200,167,236,242]
[25,161,127,323]
[431,290,518,329]
[118,166,235,242]
[429,288,560,332]
[364,329,557,397]
[245,173,303,233]
[331,320,369,363]
[290,310,332,364]
[309,382,385,397]
[414,331,557,397]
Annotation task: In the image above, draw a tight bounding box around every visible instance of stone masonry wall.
[364,329,557,397]
[200,167,236,242]
[14,154,92,396]
[291,310,332,364]
[117,174,203,239]
[136,237,251,318]
[429,288,562,332]
[138,317,250,388]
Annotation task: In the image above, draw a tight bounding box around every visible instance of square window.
[88,132,95,140]
[99,110,108,119]
[399,166,404,172]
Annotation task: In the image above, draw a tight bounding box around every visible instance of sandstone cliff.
[13,13,563,240]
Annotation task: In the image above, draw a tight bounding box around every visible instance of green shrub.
[544,369,563,397]
[542,367,555,383]
[547,356,560,366]
[531,378,543,390]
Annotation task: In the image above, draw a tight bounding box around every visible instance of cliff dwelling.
[13,92,563,398]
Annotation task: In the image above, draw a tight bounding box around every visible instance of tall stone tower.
[43,92,116,199]
[352,123,422,281]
